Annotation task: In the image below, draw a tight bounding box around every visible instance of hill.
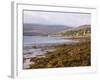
[23,24,72,36]
[52,25,91,38]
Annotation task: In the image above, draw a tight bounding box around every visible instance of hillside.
[52,25,91,38]
[23,24,72,36]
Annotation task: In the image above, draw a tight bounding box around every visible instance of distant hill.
[23,24,72,36]
[53,24,91,37]
[23,31,48,36]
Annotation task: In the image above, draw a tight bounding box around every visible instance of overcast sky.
[23,10,91,27]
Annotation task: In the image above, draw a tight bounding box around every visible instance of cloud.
[24,11,91,27]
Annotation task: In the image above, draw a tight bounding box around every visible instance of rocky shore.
[28,40,91,69]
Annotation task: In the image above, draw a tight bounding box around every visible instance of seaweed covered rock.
[29,41,91,69]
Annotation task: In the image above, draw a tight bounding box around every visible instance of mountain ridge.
[23,23,73,36]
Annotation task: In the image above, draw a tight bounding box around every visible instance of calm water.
[23,36,78,69]
[24,36,78,46]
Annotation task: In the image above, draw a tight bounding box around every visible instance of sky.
[23,10,91,27]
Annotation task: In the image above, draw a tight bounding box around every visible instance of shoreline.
[27,40,91,69]
[23,36,91,69]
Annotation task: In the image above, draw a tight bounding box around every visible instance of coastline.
[28,39,90,69]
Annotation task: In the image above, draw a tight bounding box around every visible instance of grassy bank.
[29,41,91,69]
